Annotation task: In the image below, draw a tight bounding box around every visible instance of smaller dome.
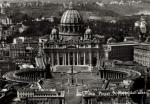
[51,27,59,35]
[107,37,116,43]
[85,27,92,35]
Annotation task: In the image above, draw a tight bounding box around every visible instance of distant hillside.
[1,0,150,16]
[0,0,147,3]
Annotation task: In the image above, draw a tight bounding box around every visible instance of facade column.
[68,26,70,32]
[117,73,118,79]
[77,26,79,31]
[89,52,92,66]
[91,98,93,104]
[51,53,54,66]
[63,53,65,65]
[114,74,115,79]
[62,99,65,104]
[88,99,90,104]
[64,53,66,65]
[117,73,119,79]
[113,74,115,79]
[109,73,111,79]
[57,53,59,65]
[101,71,103,79]
[99,71,101,79]
[107,72,109,79]
[111,73,113,79]
[120,74,123,78]
[73,53,75,65]
[111,74,113,79]
[68,53,70,65]
[106,72,107,79]
[78,53,81,65]
[77,52,79,65]
[84,52,86,65]
[115,73,117,79]
[97,52,99,66]
[104,72,106,79]
[121,74,123,78]
[118,73,120,79]
[118,74,120,78]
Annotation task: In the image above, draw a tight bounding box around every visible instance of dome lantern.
[69,2,74,10]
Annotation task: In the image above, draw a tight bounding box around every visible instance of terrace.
[53,65,92,72]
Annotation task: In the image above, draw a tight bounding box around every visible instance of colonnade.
[16,70,46,81]
[23,98,65,104]
[99,71,126,79]
[82,97,130,104]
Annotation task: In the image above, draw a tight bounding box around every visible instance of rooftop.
[104,42,139,47]
[134,43,150,50]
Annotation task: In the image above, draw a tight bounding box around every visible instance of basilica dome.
[60,9,82,24]
[59,2,83,35]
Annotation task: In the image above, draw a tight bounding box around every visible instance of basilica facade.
[43,3,105,67]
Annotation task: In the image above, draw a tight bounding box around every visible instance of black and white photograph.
[0,0,150,104]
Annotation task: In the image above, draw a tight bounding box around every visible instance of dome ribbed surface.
[60,10,82,24]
